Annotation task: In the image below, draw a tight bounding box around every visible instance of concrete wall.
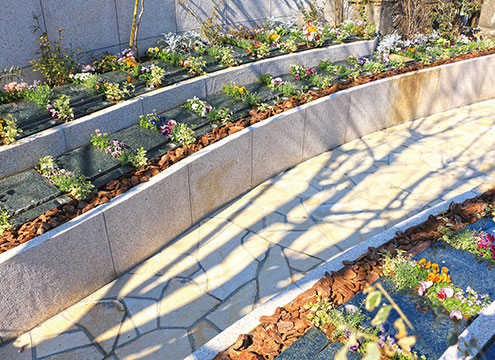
[1,53,494,342]
[480,0,495,29]
[0,0,375,83]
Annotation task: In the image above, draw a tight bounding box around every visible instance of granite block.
[252,107,305,186]
[140,78,206,115]
[0,126,68,180]
[102,161,192,274]
[187,128,252,223]
[346,79,391,142]
[41,0,120,53]
[302,90,351,160]
[0,210,115,342]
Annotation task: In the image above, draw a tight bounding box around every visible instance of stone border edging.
[0,39,377,180]
[0,52,493,343]
[187,189,485,360]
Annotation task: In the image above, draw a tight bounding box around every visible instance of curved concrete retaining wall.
[0,39,376,180]
[0,52,494,344]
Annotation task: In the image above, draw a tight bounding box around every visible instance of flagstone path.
[1,99,495,360]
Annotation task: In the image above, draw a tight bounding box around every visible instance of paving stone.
[57,145,122,181]
[190,320,220,351]
[130,251,200,280]
[281,247,323,272]
[195,223,259,300]
[30,313,76,345]
[101,273,169,300]
[0,169,60,215]
[115,328,191,360]
[63,300,126,354]
[258,246,293,304]
[0,334,31,360]
[111,124,168,152]
[207,280,257,330]
[41,346,104,360]
[123,298,159,335]
[159,278,220,328]
[35,331,93,358]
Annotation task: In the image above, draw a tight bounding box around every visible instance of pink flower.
[418,281,433,296]
[443,287,454,298]
[450,310,462,320]
[437,289,447,300]
[295,74,300,80]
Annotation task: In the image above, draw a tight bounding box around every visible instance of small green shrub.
[170,123,196,146]
[23,83,51,107]
[0,208,13,236]
[30,18,80,86]
[0,114,22,145]
[48,95,74,122]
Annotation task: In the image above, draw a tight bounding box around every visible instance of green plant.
[23,83,51,107]
[223,83,261,106]
[140,64,166,88]
[207,46,239,66]
[309,73,334,88]
[170,122,196,146]
[247,41,271,59]
[0,208,13,237]
[206,106,232,125]
[36,156,94,200]
[119,147,148,169]
[301,1,326,24]
[183,57,207,75]
[0,66,23,84]
[381,250,421,290]
[103,82,134,102]
[281,38,298,53]
[48,95,74,122]
[305,295,368,339]
[30,16,80,86]
[69,73,101,89]
[0,114,22,145]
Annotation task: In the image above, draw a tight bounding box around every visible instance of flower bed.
[0,41,494,344]
[209,189,495,360]
[0,20,375,147]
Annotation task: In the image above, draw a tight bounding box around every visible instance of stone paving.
[1,99,495,360]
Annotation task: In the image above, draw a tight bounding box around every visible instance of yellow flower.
[308,26,317,33]
[431,263,440,274]
[425,260,431,269]
[441,267,449,274]
[418,258,426,266]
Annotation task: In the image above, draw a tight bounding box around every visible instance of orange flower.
[307,26,317,33]
[441,267,449,274]
[431,263,440,273]
[418,258,426,266]
[425,260,431,269]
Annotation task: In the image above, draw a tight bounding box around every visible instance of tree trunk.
[129,0,139,49]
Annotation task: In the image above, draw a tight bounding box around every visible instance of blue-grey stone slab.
[314,341,362,360]
[140,60,185,78]
[10,195,71,227]
[414,241,495,299]
[0,99,48,128]
[204,93,247,114]
[100,70,136,84]
[479,335,495,359]
[92,166,132,189]
[160,106,209,130]
[112,125,168,152]
[0,170,60,216]
[275,327,330,360]
[57,145,122,181]
[51,83,99,106]
[344,281,465,359]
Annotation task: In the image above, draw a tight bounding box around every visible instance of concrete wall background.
[0,0,369,82]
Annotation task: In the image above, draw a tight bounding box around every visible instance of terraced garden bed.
[210,189,495,360]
